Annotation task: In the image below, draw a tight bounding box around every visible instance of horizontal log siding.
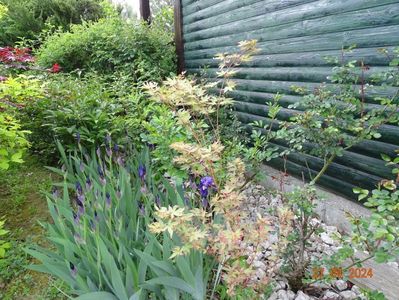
[181,0,399,199]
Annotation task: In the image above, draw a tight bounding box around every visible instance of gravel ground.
[241,184,397,300]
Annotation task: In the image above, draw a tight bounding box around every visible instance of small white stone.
[334,280,347,291]
[268,292,279,300]
[255,268,266,279]
[339,290,357,300]
[387,261,399,269]
[287,290,296,300]
[323,291,340,299]
[275,280,287,290]
[320,232,334,245]
[253,260,266,269]
[277,290,290,300]
[295,291,311,300]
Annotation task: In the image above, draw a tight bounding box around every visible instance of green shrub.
[0,0,104,45]
[36,17,176,83]
[0,114,30,170]
[18,74,144,159]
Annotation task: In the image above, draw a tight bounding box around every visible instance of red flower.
[49,63,61,73]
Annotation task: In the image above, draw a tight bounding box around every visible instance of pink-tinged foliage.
[0,47,35,64]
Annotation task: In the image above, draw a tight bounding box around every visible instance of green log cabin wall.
[178,0,399,199]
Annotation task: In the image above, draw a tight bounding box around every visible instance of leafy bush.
[27,143,215,299]
[36,17,176,83]
[0,114,30,170]
[278,46,399,184]
[15,74,142,159]
[0,0,104,45]
[0,219,10,259]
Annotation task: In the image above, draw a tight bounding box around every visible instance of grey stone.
[295,291,311,300]
[320,232,334,245]
[268,292,279,300]
[334,280,347,291]
[387,261,399,269]
[287,290,296,300]
[277,290,290,300]
[275,280,287,290]
[253,260,266,269]
[339,290,357,300]
[323,291,340,299]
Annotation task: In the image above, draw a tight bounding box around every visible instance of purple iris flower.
[98,166,106,185]
[105,144,112,157]
[113,144,119,152]
[139,203,145,216]
[116,156,124,167]
[85,177,92,190]
[75,132,81,144]
[52,188,59,198]
[70,262,78,278]
[138,165,146,181]
[105,192,111,207]
[198,176,215,199]
[76,182,83,194]
[77,201,85,215]
[155,195,161,207]
[79,161,84,172]
[73,212,80,225]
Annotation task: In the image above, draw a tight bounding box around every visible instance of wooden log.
[185,47,395,67]
[183,0,262,22]
[267,157,360,199]
[184,25,399,58]
[184,1,399,39]
[185,6,399,51]
[268,142,383,189]
[188,66,390,84]
[236,112,397,178]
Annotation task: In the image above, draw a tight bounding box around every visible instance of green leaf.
[141,276,196,297]
[75,292,118,300]
[381,154,391,162]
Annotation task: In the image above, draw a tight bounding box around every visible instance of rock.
[320,232,334,245]
[277,290,290,300]
[295,291,311,300]
[253,260,266,269]
[387,261,399,269]
[339,290,357,300]
[312,282,329,289]
[323,291,340,299]
[351,285,361,295]
[268,292,279,300]
[334,279,348,291]
[287,290,296,300]
[255,268,266,279]
[275,280,287,290]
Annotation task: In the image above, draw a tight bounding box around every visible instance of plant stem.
[310,154,336,185]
